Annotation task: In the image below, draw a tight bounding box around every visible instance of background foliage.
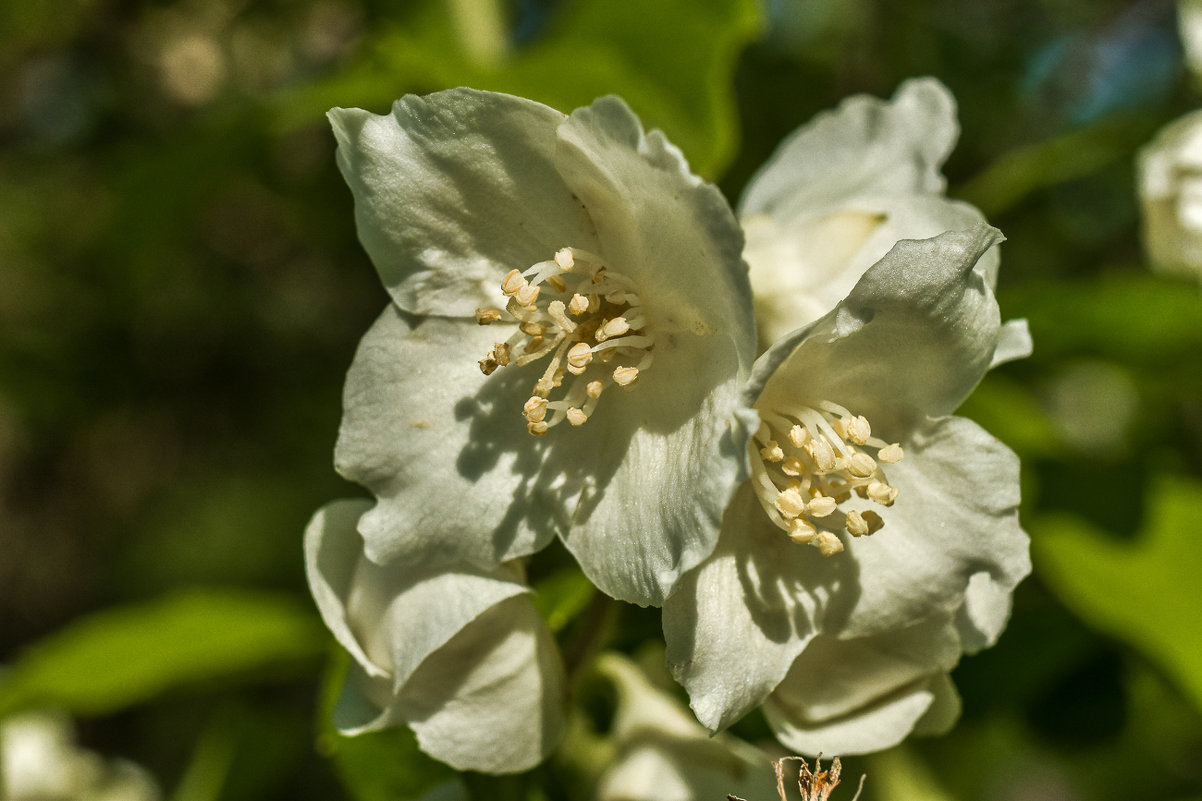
[1,0,1201,799]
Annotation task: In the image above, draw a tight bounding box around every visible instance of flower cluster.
[305,79,1030,775]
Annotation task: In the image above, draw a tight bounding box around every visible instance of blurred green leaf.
[0,589,325,717]
[532,567,595,633]
[1003,273,1202,381]
[1036,476,1202,713]
[317,653,464,801]
[273,0,762,177]
[958,115,1157,217]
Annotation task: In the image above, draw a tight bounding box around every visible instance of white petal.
[663,484,824,731]
[763,617,962,755]
[1138,108,1202,280]
[752,226,1005,432]
[745,195,996,343]
[555,336,756,606]
[329,89,598,317]
[739,78,958,221]
[335,307,556,568]
[556,96,755,360]
[990,318,1033,368]
[835,416,1030,639]
[400,596,566,773]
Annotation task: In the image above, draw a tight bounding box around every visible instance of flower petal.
[555,96,756,361]
[399,595,566,773]
[329,89,597,317]
[663,484,826,731]
[739,78,957,222]
[744,195,996,343]
[991,318,1033,368]
[304,498,530,688]
[832,416,1030,639]
[762,617,962,755]
[752,225,1005,431]
[335,307,558,568]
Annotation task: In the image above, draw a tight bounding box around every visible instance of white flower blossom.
[328,89,758,607]
[664,225,1031,755]
[304,499,565,773]
[1138,107,1202,281]
[0,710,160,801]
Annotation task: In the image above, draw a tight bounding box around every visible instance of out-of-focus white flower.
[1138,108,1202,281]
[593,654,778,801]
[327,88,758,607]
[1179,0,1202,83]
[739,78,1000,346]
[0,710,160,801]
[664,226,1031,756]
[304,499,565,773]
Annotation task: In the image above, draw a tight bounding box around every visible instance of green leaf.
[317,653,465,801]
[1035,477,1202,713]
[0,589,326,717]
[272,0,762,177]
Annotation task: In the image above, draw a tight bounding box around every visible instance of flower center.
[750,400,904,556]
[476,247,655,436]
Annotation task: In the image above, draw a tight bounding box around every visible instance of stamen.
[478,248,655,435]
[749,400,904,555]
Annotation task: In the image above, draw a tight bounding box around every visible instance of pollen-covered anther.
[478,247,654,435]
[878,443,904,463]
[523,396,548,423]
[759,440,785,463]
[749,399,906,554]
[613,366,639,387]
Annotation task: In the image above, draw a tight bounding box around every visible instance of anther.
[759,441,785,462]
[846,511,870,537]
[586,381,604,399]
[816,531,844,556]
[566,407,588,426]
[523,396,548,423]
[493,343,511,366]
[527,420,549,436]
[596,317,630,341]
[788,518,818,545]
[476,308,502,325]
[844,415,871,445]
[514,284,540,308]
[807,438,837,472]
[501,269,526,296]
[613,366,639,387]
[546,274,567,292]
[878,443,904,463]
[554,248,574,271]
[781,457,804,476]
[568,294,590,316]
[566,342,593,372]
[807,495,837,517]
[847,452,877,478]
[788,425,807,448]
[867,482,898,506]
[775,487,806,518]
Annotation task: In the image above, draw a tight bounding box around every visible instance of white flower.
[738,78,1002,346]
[0,710,160,801]
[593,654,777,801]
[328,89,758,606]
[663,226,1031,755]
[304,499,566,773]
[1138,107,1202,281]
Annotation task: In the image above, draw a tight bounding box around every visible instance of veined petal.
[663,484,826,731]
[556,97,756,363]
[833,416,1029,639]
[744,195,996,343]
[329,90,598,317]
[739,78,957,222]
[335,307,557,568]
[400,596,566,773]
[752,226,1005,432]
[762,617,962,755]
[304,499,528,687]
